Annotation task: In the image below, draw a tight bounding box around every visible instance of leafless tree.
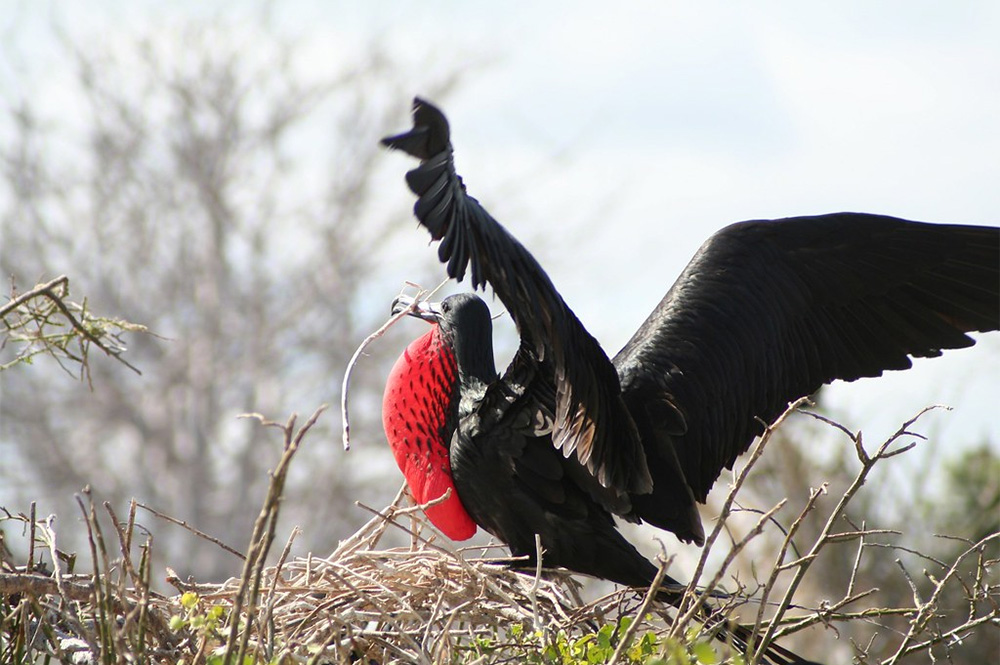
[733,397,999,664]
[0,17,459,579]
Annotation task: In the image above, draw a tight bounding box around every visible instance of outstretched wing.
[382,98,652,495]
[614,213,999,502]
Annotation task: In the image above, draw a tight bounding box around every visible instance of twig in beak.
[341,278,450,451]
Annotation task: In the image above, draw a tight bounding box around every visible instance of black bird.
[379,98,999,662]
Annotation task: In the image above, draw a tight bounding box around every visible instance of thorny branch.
[1,275,146,380]
[660,401,999,664]
[883,532,1000,665]
[667,397,811,649]
[135,502,246,563]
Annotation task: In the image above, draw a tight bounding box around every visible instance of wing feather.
[614,214,999,502]
[383,98,652,495]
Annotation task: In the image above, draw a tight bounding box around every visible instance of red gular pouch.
[382,326,478,540]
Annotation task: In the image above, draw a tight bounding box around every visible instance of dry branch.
[1,275,145,378]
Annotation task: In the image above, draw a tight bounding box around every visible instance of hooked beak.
[391,294,441,323]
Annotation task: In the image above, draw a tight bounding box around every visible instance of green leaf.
[628,631,660,660]
[597,623,614,650]
[691,641,720,664]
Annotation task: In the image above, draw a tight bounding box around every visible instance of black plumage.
[380,98,999,664]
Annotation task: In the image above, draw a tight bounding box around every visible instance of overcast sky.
[5,1,998,449]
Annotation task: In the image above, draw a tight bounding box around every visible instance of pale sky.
[5,0,998,448]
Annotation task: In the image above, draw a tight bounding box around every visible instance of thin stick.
[341,278,449,450]
[224,405,325,665]
[27,502,36,573]
[608,553,670,665]
[262,527,301,661]
[135,502,245,560]
[529,533,545,631]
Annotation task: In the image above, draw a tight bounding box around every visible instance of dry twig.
[1,275,145,378]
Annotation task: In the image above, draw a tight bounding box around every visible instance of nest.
[184,491,663,664]
[3,411,687,665]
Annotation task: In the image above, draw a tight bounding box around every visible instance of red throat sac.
[382,325,477,540]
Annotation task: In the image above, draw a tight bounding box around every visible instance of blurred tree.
[0,17,458,579]
[935,443,1000,551]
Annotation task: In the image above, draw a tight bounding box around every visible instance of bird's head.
[391,293,497,386]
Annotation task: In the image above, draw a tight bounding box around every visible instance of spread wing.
[614,214,999,502]
[382,98,652,495]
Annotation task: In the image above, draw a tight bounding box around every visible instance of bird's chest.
[449,405,556,548]
[449,414,515,501]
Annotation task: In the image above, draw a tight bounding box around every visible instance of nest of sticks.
[3,408,695,665]
[2,483,678,665]
[181,487,669,664]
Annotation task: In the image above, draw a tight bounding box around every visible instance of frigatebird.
[378,98,999,661]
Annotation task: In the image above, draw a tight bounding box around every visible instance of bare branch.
[135,502,246,561]
[1,275,145,377]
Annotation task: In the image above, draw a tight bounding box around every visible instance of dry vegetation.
[2,302,997,664]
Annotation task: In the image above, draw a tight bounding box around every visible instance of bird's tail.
[727,622,822,665]
[582,528,820,664]
[651,574,822,665]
